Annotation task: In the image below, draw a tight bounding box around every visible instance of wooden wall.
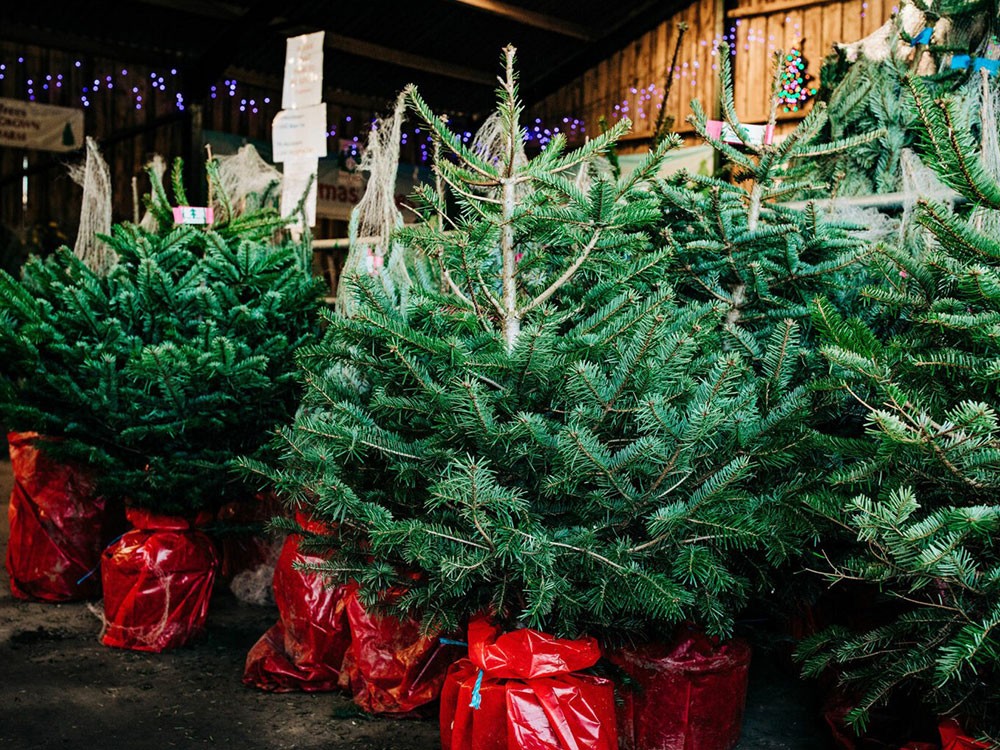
[531,0,898,153]
[0,41,404,259]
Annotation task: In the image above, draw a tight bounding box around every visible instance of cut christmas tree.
[0,157,322,649]
[656,42,876,362]
[799,73,1000,745]
[246,46,816,748]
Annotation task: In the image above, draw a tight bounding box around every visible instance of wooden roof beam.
[323,32,495,85]
[441,0,594,41]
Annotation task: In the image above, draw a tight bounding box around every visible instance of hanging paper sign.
[281,158,318,228]
[272,105,327,162]
[705,120,774,146]
[0,98,84,152]
[172,206,214,225]
[911,27,933,45]
[282,31,325,110]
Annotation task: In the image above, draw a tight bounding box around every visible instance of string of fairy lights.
[1,20,843,161]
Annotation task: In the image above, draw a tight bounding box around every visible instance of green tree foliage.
[245,48,813,643]
[0,160,322,513]
[800,76,1000,742]
[655,44,876,362]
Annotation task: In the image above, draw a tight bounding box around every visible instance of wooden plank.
[443,0,594,40]
[621,38,636,129]
[729,0,843,18]
[820,1,843,61]
[841,0,863,45]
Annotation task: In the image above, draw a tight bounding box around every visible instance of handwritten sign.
[272,105,327,162]
[283,31,325,110]
[0,98,84,152]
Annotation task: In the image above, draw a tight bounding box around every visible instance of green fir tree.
[244,48,814,643]
[0,159,322,513]
[798,76,1000,743]
[655,43,877,364]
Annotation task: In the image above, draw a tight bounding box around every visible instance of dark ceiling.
[1,0,682,114]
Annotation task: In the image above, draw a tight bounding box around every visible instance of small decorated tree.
[798,75,1000,744]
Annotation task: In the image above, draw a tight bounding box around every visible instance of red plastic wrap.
[939,720,990,750]
[100,508,218,653]
[440,617,618,750]
[5,431,117,602]
[243,516,353,692]
[340,587,463,714]
[612,631,751,750]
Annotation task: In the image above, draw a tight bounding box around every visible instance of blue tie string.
[469,669,484,710]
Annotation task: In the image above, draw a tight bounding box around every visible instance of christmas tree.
[0,159,322,513]
[655,43,876,375]
[245,48,813,642]
[798,74,1000,742]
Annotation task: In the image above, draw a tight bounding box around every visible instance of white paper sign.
[283,31,325,110]
[281,158,318,228]
[272,105,327,163]
[0,98,84,152]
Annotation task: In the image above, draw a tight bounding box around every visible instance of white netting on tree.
[337,92,409,316]
[69,137,115,275]
[213,144,282,216]
[899,147,956,249]
[972,68,1000,234]
[139,156,168,231]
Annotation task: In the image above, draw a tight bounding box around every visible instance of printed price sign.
[172,206,214,225]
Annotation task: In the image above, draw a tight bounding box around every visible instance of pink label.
[172,206,214,225]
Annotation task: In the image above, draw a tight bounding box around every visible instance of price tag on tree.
[172,206,214,225]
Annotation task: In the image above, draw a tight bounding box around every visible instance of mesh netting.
[337,92,409,316]
[214,144,283,215]
[899,146,956,249]
[69,137,115,275]
[139,156,167,231]
[972,68,1000,233]
[229,536,285,607]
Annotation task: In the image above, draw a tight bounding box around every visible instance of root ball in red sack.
[440,617,618,750]
[939,720,991,750]
[611,630,751,750]
[341,587,463,715]
[5,431,118,602]
[243,513,352,692]
[100,508,218,652]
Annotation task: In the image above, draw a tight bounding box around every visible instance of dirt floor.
[0,456,834,750]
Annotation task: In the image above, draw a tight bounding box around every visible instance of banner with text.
[0,98,84,152]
